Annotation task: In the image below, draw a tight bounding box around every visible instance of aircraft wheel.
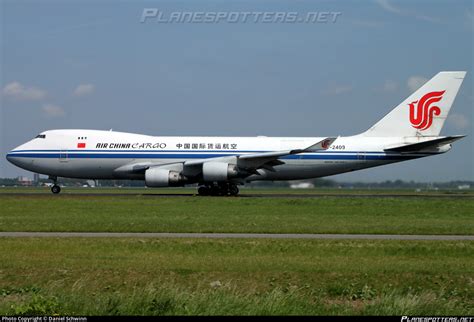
[51,185,61,194]
[210,186,221,196]
[198,186,210,196]
[220,185,230,196]
[229,185,239,196]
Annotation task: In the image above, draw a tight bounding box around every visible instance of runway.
[1,192,472,199]
[0,232,472,240]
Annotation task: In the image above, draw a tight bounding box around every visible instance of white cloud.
[375,0,401,14]
[448,113,470,130]
[375,0,441,23]
[382,80,398,92]
[73,84,95,97]
[42,104,65,117]
[407,76,428,92]
[2,81,47,101]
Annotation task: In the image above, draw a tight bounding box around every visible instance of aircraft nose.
[6,149,18,165]
[6,145,23,166]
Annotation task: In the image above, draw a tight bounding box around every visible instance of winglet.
[301,137,338,153]
[236,137,339,167]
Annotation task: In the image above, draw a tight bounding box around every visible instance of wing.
[114,137,338,178]
[235,137,338,171]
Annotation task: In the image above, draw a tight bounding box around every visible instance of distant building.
[17,176,33,186]
[33,173,40,184]
[458,184,471,190]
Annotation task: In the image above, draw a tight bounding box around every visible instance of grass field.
[0,238,472,315]
[0,187,473,315]
[0,189,473,235]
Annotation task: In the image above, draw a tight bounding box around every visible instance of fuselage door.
[59,150,68,162]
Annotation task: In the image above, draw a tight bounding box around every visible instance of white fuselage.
[6,129,445,183]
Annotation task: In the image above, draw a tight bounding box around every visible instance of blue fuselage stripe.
[10,149,395,154]
[6,151,424,161]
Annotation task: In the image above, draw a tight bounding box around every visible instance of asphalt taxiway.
[1,192,472,199]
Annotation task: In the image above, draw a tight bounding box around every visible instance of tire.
[210,186,220,196]
[198,186,209,196]
[229,185,239,196]
[51,185,61,194]
[221,186,230,196]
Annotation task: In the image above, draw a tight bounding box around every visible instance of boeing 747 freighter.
[6,71,466,195]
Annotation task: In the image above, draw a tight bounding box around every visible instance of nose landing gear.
[198,183,239,196]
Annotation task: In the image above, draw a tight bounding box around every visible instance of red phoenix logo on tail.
[408,90,445,131]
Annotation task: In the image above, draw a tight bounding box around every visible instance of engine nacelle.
[202,162,239,182]
[145,167,184,187]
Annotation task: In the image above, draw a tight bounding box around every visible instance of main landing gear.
[198,183,239,196]
[51,185,61,194]
[49,176,61,194]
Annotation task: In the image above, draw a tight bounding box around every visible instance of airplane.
[6,71,467,196]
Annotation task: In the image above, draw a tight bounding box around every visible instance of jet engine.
[202,162,239,182]
[145,167,185,187]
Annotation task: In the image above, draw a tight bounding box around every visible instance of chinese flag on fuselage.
[77,143,86,148]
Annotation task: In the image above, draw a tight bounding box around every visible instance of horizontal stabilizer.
[384,135,465,152]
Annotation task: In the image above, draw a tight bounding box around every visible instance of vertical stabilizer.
[363,71,466,137]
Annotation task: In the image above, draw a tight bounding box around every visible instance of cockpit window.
[35,134,46,139]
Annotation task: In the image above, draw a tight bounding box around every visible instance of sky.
[0,0,473,182]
